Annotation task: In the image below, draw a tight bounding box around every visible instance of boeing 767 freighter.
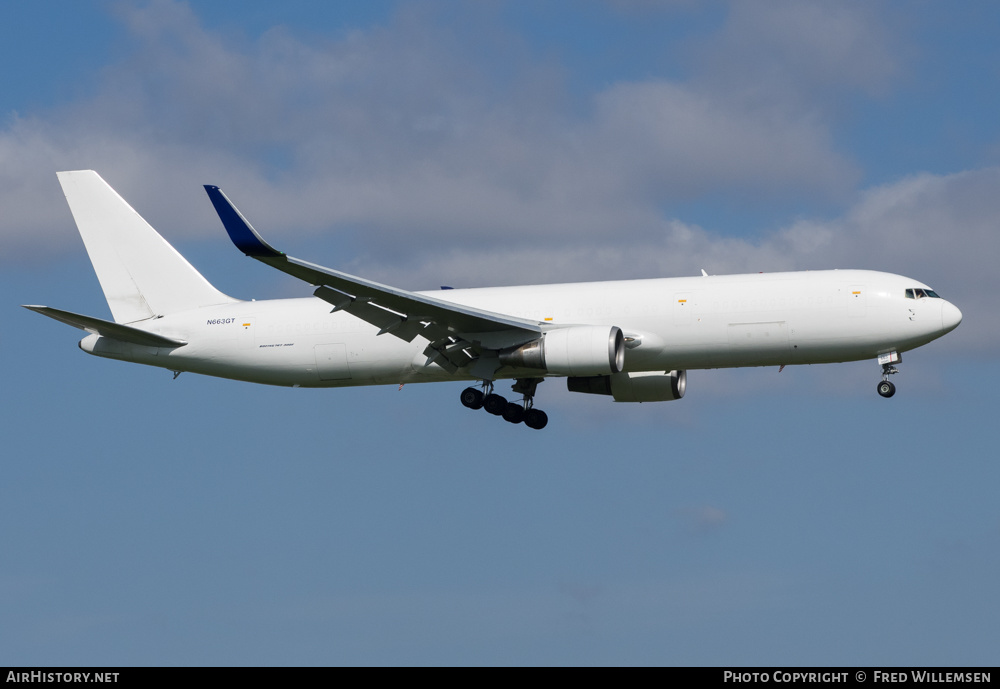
[25,171,962,430]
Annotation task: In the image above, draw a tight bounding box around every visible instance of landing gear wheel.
[502,403,525,424]
[460,387,484,409]
[877,380,896,398]
[483,393,508,416]
[524,408,548,430]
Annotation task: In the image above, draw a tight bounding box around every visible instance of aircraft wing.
[22,305,187,348]
[204,185,543,373]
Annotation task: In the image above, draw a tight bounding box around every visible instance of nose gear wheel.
[877,380,896,398]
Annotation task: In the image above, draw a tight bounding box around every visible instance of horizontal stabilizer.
[22,305,187,348]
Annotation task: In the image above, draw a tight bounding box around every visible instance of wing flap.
[314,285,432,343]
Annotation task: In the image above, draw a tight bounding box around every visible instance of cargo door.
[314,343,351,381]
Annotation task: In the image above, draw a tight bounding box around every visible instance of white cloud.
[692,0,901,108]
[1,0,860,259]
[587,81,858,201]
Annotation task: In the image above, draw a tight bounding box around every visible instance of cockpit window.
[905,288,941,299]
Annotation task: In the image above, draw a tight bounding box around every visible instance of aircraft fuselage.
[81,268,962,388]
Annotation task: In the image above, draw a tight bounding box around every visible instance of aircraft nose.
[941,300,963,332]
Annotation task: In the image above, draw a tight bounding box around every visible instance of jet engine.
[567,370,687,402]
[499,325,625,376]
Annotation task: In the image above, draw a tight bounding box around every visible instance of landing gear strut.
[876,353,900,398]
[459,378,548,429]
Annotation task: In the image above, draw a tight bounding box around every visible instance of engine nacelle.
[499,325,625,376]
[567,370,687,402]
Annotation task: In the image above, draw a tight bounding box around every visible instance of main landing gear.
[460,378,548,430]
[876,352,900,398]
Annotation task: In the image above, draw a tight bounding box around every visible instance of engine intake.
[500,325,625,376]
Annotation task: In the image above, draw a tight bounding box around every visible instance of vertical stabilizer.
[57,170,238,324]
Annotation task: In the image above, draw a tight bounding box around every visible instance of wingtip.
[203,184,282,259]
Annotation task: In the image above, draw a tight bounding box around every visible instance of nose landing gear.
[460,378,548,429]
[876,352,900,398]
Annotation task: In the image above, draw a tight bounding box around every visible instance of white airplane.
[25,170,962,430]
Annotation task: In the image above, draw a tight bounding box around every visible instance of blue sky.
[2,0,998,666]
